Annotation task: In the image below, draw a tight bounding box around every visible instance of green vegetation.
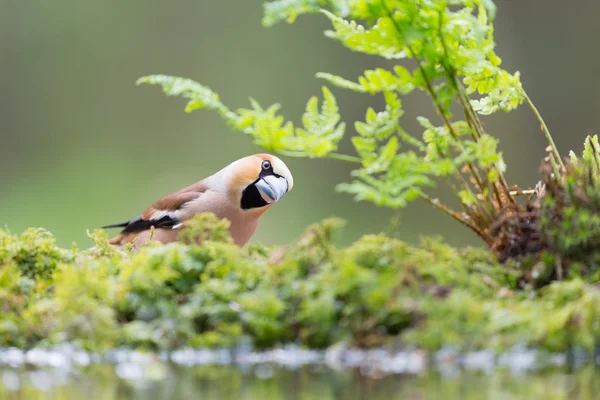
[1,213,600,354]
[136,0,600,289]
[2,0,600,360]
[138,0,560,249]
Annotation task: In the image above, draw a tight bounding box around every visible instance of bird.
[102,153,293,248]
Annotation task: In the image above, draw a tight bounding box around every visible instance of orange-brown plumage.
[104,154,293,248]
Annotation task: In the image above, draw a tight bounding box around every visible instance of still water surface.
[2,364,599,400]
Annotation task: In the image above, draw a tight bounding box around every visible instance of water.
[2,363,600,399]
[2,355,600,399]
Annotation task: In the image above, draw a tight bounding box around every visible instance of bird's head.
[221,154,293,212]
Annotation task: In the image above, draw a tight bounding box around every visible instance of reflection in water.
[1,364,600,400]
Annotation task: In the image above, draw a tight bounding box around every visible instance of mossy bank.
[2,213,600,357]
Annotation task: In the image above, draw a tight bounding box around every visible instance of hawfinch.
[103,154,293,247]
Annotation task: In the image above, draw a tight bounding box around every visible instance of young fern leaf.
[317,66,414,95]
[582,135,600,165]
[136,75,237,121]
[468,71,525,115]
[321,10,406,59]
[570,134,600,183]
[285,87,346,157]
[262,0,352,27]
[352,92,403,164]
[569,150,579,166]
[337,151,435,209]
[235,88,347,157]
[262,0,323,26]
[235,100,295,152]
[139,75,346,159]
[338,92,434,208]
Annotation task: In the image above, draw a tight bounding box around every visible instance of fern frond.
[317,66,414,95]
[262,0,352,27]
[321,10,406,59]
[137,75,236,120]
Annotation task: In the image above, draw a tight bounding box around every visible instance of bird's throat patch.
[241,182,269,210]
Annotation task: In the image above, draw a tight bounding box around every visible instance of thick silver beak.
[255,175,288,203]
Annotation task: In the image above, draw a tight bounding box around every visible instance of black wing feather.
[102,215,179,234]
[101,221,129,229]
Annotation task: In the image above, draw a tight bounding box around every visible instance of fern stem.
[457,82,485,139]
[509,189,535,196]
[411,55,488,200]
[380,4,487,198]
[326,153,362,163]
[278,150,309,158]
[444,178,494,227]
[549,153,561,179]
[278,150,361,163]
[419,193,487,240]
[524,90,564,170]
[455,78,514,205]
[382,1,514,227]
[438,11,484,141]
[438,15,514,206]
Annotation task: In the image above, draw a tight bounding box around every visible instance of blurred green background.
[1,1,599,248]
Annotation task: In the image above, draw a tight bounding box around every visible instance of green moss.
[540,154,600,277]
[0,228,73,280]
[1,213,600,354]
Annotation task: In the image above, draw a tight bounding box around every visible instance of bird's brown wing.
[103,181,208,235]
[141,191,202,221]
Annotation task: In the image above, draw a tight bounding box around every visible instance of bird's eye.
[262,160,271,170]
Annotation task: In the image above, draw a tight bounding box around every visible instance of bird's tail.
[101,221,129,229]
